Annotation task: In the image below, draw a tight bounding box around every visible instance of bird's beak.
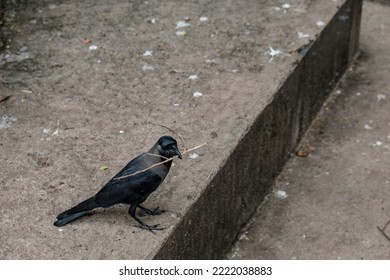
[174,146,182,159]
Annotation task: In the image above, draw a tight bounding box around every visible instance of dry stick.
[0,95,12,103]
[113,143,207,180]
[145,153,169,160]
[181,143,207,155]
[1,79,11,84]
[377,220,390,242]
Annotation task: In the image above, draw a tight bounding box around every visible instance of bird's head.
[157,135,182,159]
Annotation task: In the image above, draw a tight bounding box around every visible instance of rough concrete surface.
[154,0,362,259]
[229,1,390,260]
[1,0,359,259]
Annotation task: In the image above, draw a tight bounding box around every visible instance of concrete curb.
[154,0,362,259]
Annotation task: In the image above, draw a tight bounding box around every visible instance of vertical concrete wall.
[154,0,362,259]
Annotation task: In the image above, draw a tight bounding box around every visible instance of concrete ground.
[0,0,347,259]
[229,1,390,260]
[0,0,364,259]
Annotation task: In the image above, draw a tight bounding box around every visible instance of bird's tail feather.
[54,197,97,227]
[54,210,90,227]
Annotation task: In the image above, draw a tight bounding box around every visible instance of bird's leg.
[135,220,165,233]
[138,205,166,216]
[128,205,164,233]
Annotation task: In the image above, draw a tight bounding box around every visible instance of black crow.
[54,135,182,232]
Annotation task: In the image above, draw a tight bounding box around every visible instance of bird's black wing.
[94,154,163,207]
[109,153,148,180]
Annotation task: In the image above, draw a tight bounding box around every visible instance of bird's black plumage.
[54,135,182,232]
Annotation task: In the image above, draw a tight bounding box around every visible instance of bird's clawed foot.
[135,223,165,233]
[138,206,166,217]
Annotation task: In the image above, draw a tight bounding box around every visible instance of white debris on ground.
[364,124,373,130]
[238,231,249,241]
[376,94,386,102]
[282,3,291,13]
[372,140,383,147]
[298,32,310,38]
[171,69,184,73]
[199,16,208,22]
[188,75,198,80]
[175,21,191,29]
[175,30,187,36]
[316,20,325,27]
[364,120,374,130]
[52,120,59,136]
[43,121,60,135]
[275,190,288,199]
[143,50,153,57]
[88,45,98,51]
[0,115,17,130]
[142,64,155,71]
[193,91,203,97]
[189,152,199,159]
[267,47,281,57]
[266,46,289,62]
